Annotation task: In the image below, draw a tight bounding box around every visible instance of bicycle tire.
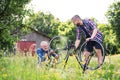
[49,36,69,64]
[78,40,105,70]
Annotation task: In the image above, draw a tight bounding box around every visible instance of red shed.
[17,41,36,56]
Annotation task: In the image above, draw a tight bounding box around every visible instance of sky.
[29,0,115,23]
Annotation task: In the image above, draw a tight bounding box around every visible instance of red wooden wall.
[17,41,36,56]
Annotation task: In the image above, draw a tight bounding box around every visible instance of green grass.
[0,53,120,80]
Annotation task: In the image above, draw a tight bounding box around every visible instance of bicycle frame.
[62,40,84,71]
[62,46,86,73]
[62,39,105,73]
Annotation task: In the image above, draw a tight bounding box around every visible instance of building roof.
[30,27,51,39]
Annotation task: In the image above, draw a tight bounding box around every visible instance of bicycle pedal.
[90,52,94,56]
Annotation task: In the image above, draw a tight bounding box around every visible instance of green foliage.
[106,1,120,52]
[58,20,76,40]
[98,23,118,54]
[0,0,32,50]
[26,11,61,37]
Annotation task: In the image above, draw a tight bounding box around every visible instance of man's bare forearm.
[75,39,80,49]
[91,28,98,39]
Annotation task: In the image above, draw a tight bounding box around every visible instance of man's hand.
[44,53,48,58]
[86,38,92,42]
[49,50,54,54]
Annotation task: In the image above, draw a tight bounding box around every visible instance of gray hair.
[40,41,48,46]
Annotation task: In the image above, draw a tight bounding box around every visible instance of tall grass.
[0,53,120,80]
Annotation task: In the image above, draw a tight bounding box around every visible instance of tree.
[98,23,118,54]
[106,1,120,52]
[0,0,32,50]
[26,11,61,37]
[58,20,76,40]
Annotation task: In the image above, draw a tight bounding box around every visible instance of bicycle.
[49,36,105,73]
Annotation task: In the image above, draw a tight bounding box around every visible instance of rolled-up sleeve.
[76,27,82,40]
[37,49,43,59]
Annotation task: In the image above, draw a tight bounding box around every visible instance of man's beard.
[76,23,81,26]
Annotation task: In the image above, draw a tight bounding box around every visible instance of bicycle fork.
[82,55,92,73]
[63,55,69,69]
[75,54,92,74]
[63,49,72,69]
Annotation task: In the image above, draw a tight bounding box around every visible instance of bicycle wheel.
[49,36,68,64]
[78,40,105,70]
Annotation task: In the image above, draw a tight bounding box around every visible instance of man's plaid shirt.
[76,19,103,43]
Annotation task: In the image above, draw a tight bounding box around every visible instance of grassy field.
[0,53,120,80]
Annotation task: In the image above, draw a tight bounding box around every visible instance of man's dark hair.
[71,15,82,21]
